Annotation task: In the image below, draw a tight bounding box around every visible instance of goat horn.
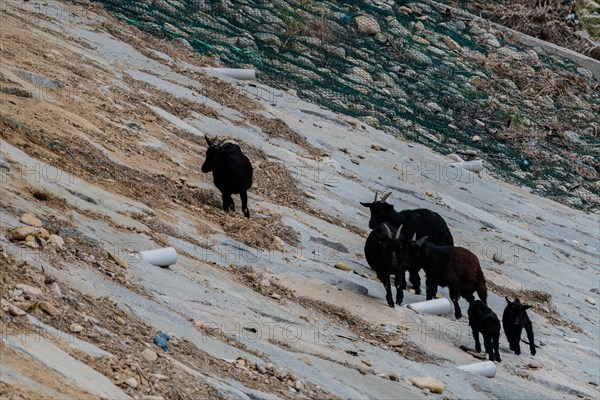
[395,224,403,239]
[204,135,212,146]
[416,236,428,246]
[383,223,392,240]
[411,233,416,241]
[381,192,392,202]
[373,190,379,202]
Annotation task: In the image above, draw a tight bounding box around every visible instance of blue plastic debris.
[153,331,171,352]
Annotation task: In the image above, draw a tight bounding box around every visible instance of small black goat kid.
[468,300,501,362]
[503,297,536,356]
[364,223,405,307]
[201,136,253,218]
[360,191,454,295]
[399,235,487,319]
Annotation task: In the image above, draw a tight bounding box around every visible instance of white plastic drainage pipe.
[202,68,256,80]
[406,298,453,315]
[140,247,178,268]
[457,361,497,378]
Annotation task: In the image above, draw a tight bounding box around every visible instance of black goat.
[364,223,405,307]
[468,300,501,362]
[503,297,536,356]
[360,191,454,294]
[201,136,253,218]
[398,235,487,319]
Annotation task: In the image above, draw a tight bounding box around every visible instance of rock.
[43,52,56,61]
[256,362,267,374]
[9,226,39,240]
[141,396,165,400]
[388,339,403,348]
[492,253,505,264]
[467,350,487,360]
[398,6,412,15]
[235,358,247,368]
[426,191,434,197]
[442,36,462,52]
[259,278,271,287]
[270,293,282,300]
[69,323,83,333]
[287,372,298,382]
[16,284,43,296]
[299,356,312,366]
[388,373,399,381]
[8,304,26,316]
[108,252,127,269]
[350,67,373,84]
[414,21,425,31]
[564,337,579,343]
[39,301,60,316]
[116,316,125,325]
[293,380,302,390]
[20,213,42,227]
[354,15,380,36]
[334,262,352,272]
[371,144,387,151]
[472,135,482,142]
[526,361,543,369]
[142,349,158,362]
[585,297,596,305]
[49,282,62,298]
[125,378,138,388]
[410,377,445,394]
[447,154,464,162]
[37,228,50,240]
[362,359,373,367]
[48,235,64,249]
[304,191,317,199]
[412,35,430,45]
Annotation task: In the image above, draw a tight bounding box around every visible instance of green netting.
[91,0,600,212]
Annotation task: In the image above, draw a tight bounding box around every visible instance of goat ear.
[505,297,511,304]
[395,224,403,240]
[205,135,212,146]
[359,202,372,208]
[373,190,379,202]
[523,304,533,310]
[415,236,428,246]
[380,192,392,202]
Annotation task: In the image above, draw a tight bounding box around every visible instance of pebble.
[472,135,482,142]
[16,284,43,296]
[334,262,352,272]
[287,372,298,382]
[150,374,168,381]
[492,253,505,264]
[414,21,425,31]
[585,297,596,305]
[426,191,434,197]
[38,228,50,240]
[526,361,543,369]
[69,323,83,333]
[362,359,373,367]
[447,154,464,162]
[564,337,579,343]
[293,380,302,390]
[20,213,42,228]
[43,53,56,61]
[141,349,158,362]
[409,377,445,394]
[39,301,60,316]
[8,304,26,316]
[115,316,125,325]
[270,293,282,300]
[108,252,128,269]
[371,144,387,151]
[256,362,266,374]
[125,377,138,388]
[388,373,399,381]
[259,278,271,288]
[304,191,317,199]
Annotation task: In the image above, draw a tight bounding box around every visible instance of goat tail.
[477,279,488,304]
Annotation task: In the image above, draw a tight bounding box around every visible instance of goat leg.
[394,274,404,305]
[240,191,250,218]
[526,325,536,356]
[472,328,482,353]
[381,275,395,308]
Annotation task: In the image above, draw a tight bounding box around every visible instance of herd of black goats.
[201,136,537,363]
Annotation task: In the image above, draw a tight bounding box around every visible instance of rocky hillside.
[1,1,599,400]
[89,0,600,212]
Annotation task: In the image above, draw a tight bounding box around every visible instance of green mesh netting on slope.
[91,0,600,212]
